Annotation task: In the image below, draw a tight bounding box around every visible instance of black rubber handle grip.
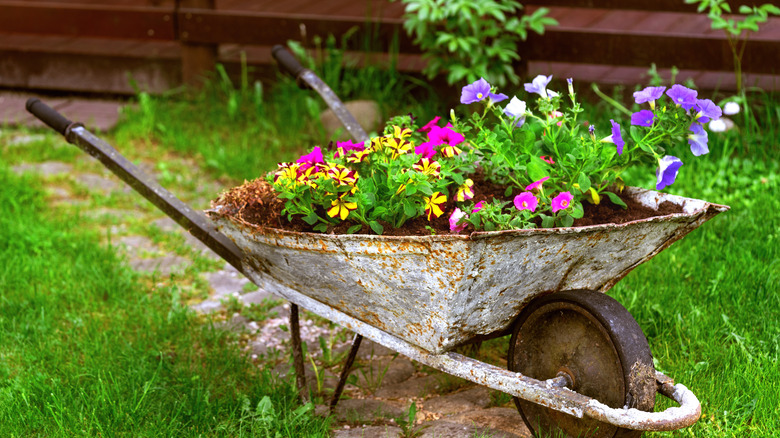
[25,98,72,136]
[272,44,306,78]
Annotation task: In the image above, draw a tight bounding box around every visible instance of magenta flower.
[551,192,573,213]
[610,119,625,155]
[540,156,555,164]
[656,155,683,190]
[666,84,698,111]
[688,123,709,156]
[334,140,366,158]
[415,141,437,158]
[524,74,553,99]
[472,200,485,213]
[694,99,722,124]
[525,176,549,191]
[297,146,324,164]
[449,208,468,233]
[428,126,465,146]
[513,192,539,212]
[631,110,656,127]
[461,78,491,104]
[418,116,441,133]
[633,86,666,109]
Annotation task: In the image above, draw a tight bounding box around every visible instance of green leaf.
[368,221,384,235]
[541,214,555,229]
[302,212,319,225]
[313,223,328,232]
[603,191,628,209]
[402,199,417,217]
[577,173,591,193]
[347,224,363,234]
[559,214,574,228]
[570,202,584,219]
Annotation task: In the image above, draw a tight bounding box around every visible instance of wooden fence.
[1,0,778,94]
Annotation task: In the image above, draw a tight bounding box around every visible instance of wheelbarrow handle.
[272,44,306,80]
[24,99,246,273]
[25,98,72,136]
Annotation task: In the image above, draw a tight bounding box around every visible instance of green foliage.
[685,0,780,93]
[395,0,557,86]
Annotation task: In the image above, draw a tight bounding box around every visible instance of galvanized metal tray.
[208,187,729,354]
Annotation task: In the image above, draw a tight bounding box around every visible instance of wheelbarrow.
[25,47,728,437]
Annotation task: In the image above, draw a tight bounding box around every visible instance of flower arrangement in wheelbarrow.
[267,76,722,235]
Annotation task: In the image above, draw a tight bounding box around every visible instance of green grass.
[606,116,779,435]
[0,162,331,436]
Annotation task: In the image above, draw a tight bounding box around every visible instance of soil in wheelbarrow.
[212,171,683,236]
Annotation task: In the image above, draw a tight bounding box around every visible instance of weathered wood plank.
[0,1,176,40]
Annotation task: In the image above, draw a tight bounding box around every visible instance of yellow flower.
[424,191,447,221]
[412,158,441,178]
[456,179,474,201]
[327,195,357,221]
[440,144,462,157]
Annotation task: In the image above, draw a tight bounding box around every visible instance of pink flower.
[449,208,468,233]
[551,192,573,213]
[513,192,539,212]
[334,140,365,158]
[297,146,324,165]
[540,156,555,164]
[418,116,441,133]
[428,126,465,146]
[525,176,549,191]
[415,141,437,158]
[472,200,485,213]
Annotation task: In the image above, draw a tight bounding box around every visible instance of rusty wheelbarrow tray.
[25,49,727,433]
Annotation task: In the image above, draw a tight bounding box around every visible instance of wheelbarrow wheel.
[507,290,656,437]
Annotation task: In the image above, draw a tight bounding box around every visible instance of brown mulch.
[212,173,682,236]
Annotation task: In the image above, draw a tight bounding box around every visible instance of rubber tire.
[507,290,656,438]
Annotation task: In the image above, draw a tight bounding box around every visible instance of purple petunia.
[666,84,698,111]
[461,78,506,104]
[688,123,710,156]
[610,119,625,155]
[461,78,492,104]
[656,155,683,190]
[633,86,666,109]
[694,99,722,124]
[631,110,656,127]
[524,75,553,99]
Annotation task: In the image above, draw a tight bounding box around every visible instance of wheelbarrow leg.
[329,333,363,412]
[289,303,308,403]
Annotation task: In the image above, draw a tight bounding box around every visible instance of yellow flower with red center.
[412,158,441,178]
[328,165,358,186]
[440,144,462,157]
[456,178,475,201]
[369,136,385,153]
[346,148,371,164]
[273,162,301,186]
[327,194,358,220]
[385,136,412,159]
[424,191,447,221]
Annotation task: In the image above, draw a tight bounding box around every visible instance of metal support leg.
[289,303,308,402]
[329,333,363,412]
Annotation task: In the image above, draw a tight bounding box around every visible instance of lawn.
[1,60,778,437]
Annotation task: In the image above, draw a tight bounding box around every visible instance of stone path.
[5,129,531,438]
